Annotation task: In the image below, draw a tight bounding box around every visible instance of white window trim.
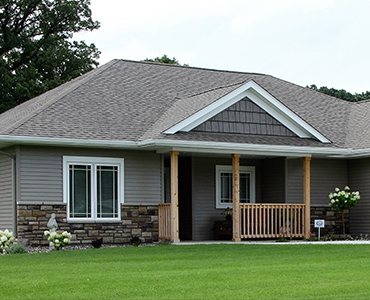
[63,156,124,222]
[215,165,255,209]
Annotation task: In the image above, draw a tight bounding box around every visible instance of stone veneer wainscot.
[17,204,159,245]
[310,206,349,236]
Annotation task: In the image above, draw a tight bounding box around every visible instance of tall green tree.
[0,0,101,113]
[143,54,189,66]
[307,84,370,102]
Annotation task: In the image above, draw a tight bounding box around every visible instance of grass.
[1,244,370,299]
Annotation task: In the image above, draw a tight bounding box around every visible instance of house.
[0,59,369,245]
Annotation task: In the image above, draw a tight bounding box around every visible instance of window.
[215,165,255,208]
[63,156,124,221]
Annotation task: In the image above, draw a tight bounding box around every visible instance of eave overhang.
[0,135,361,158]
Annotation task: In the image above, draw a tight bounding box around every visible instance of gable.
[191,97,297,137]
[164,81,330,143]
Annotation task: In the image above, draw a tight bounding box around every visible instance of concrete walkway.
[173,240,370,245]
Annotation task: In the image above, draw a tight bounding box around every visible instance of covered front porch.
[158,151,311,242]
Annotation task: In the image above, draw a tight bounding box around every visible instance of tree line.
[0,1,368,115]
[307,85,370,102]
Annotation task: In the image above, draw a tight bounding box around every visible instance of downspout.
[0,150,17,235]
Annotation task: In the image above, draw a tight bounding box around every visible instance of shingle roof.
[0,59,363,151]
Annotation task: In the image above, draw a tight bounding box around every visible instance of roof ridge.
[344,101,362,147]
[266,74,357,104]
[116,58,268,77]
[2,60,120,135]
[182,80,247,99]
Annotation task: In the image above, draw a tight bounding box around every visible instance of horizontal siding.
[310,159,348,206]
[0,154,14,232]
[349,158,370,235]
[261,158,285,203]
[124,151,161,204]
[192,157,261,241]
[18,146,161,205]
[287,158,348,205]
[286,159,303,204]
[19,149,62,203]
[192,158,218,241]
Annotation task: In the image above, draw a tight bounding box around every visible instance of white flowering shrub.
[0,229,16,253]
[44,230,72,250]
[329,186,360,211]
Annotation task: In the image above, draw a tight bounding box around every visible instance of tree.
[307,84,370,102]
[0,0,101,113]
[143,54,189,66]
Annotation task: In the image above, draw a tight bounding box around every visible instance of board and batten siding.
[287,158,348,205]
[18,146,162,205]
[0,153,14,232]
[192,156,261,241]
[349,158,370,235]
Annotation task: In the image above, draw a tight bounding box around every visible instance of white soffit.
[164,81,330,143]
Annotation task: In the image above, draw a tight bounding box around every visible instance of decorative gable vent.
[192,97,297,137]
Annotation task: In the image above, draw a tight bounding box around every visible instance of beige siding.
[349,158,370,235]
[18,146,162,205]
[0,153,14,232]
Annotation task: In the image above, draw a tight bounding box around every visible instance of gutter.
[0,135,365,158]
[0,135,138,148]
[138,139,351,158]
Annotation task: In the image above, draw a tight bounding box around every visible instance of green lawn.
[1,244,370,299]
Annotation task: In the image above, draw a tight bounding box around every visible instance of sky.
[73,0,370,93]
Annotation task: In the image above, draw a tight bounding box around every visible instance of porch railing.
[158,203,171,240]
[240,204,305,239]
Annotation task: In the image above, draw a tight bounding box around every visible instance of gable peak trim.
[164,80,330,143]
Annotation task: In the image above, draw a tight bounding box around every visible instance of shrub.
[0,229,16,253]
[44,230,72,250]
[5,242,28,254]
[329,186,360,210]
[329,186,360,234]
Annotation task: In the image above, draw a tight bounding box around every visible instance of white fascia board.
[0,135,138,149]
[245,85,330,143]
[2,134,367,158]
[164,81,330,143]
[139,139,350,157]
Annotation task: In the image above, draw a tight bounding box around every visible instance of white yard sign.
[314,219,325,240]
[314,220,325,228]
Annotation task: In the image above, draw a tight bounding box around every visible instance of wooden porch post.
[303,157,311,239]
[170,151,180,243]
[232,154,241,242]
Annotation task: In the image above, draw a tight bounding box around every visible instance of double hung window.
[63,157,124,221]
[215,165,255,208]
